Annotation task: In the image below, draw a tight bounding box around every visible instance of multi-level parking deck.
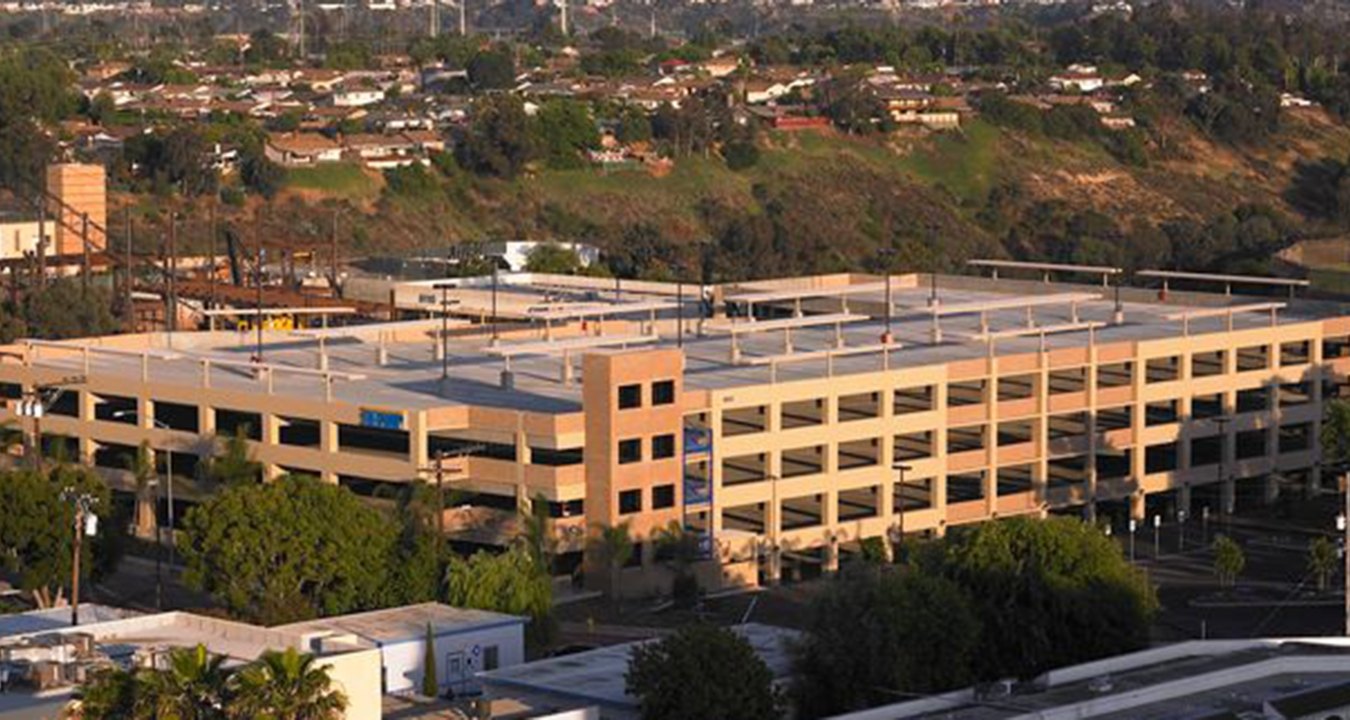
[4,269,1348,591]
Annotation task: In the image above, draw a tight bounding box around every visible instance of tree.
[590,522,634,597]
[515,492,558,574]
[456,95,536,179]
[626,624,781,720]
[926,516,1156,680]
[466,46,516,90]
[534,99,600,169]
[179,476,398,624]
[128,441,157,538]
[421,623,439,698]
[1308,536,1339,593]
[444,546,553,647]
[524,243,582,274]
[0,466,113,608]
[134,644,231,720]
[616,106,652,145]
[723,138,760,171]
[241,150,285,199]
[1213,534,1245,588]
[654,521,703,606]
[231,647,347,720]
[791,567,979,718]
[1322,398,1350,468]
[76,666,138,719]
[77,645,345,720]
[201,426,263,487]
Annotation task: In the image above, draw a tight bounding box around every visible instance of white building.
[333,88,386,108]
[278,603,527,697]
[484,241,602,272]
[0,610,383,720]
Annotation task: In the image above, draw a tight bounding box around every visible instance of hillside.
[146,106,1350,282]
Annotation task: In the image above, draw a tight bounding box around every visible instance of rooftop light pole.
[490,262,499,347]
[1339,478,1350,636]
[676,278,684,349]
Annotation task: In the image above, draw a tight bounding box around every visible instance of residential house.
[342,133,420,169]
[264,132,343,167]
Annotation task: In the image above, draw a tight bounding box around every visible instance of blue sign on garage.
[360,408,405,430]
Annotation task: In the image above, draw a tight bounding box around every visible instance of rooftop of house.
[8,270,1341,416]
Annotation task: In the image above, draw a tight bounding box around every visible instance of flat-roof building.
[0,609,382,719]
[277,602,526,697]
[2,270,1346,591]
[829,637,1350,719]
[477,623,799,720]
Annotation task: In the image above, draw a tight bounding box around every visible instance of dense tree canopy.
[0,465,116,608]
[792,568,979,717]
[626,624,782,720]
[179,476,399,624]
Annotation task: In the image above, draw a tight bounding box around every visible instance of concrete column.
[408,411,429,470]
[261,413,282,481]
[514,418,530,508]
[77,390,96,464]
[879,389,896,532]
[320,420,339,484]
[823,534,840,574]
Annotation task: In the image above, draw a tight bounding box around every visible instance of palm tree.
[203,426,262,487]
[1323,398,1350,469]
[515,493,557,575]
[135,644,231,720]
[127,441,157,539]
[230,647,347,720]
[1213,535,1246,589]
[654,521,703,605]
[1309,536,1339,593]
[71,666,138,719]
[590,521,634,598]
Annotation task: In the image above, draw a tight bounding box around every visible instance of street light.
[1153,514,1161,558]
[1128,517,1137,562]
[1177,508,1188,552]
[893,462,913,558]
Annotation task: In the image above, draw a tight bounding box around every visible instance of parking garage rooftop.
[9,272,1341,415]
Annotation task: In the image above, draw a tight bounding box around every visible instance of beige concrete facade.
[46,163,107,254]
[0,272,1345,592]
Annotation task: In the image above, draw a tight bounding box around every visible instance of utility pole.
[167,212,178,335]
[80,212,90,292]
[209,203,217,311]
[559,0,568,35]
[459,0,466,36]
[124,209,135,332]
[490,263,499,346]
[676,279,684,348]
[63,490,97,627]
[36,166,47,287]
[429,0,439,37]
[330,210,339,298]
[255,221,265,364]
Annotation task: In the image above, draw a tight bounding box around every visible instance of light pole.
[431,283,461,390]
[1153,514,1161,558]
[1128,517,1137,562]
[1177,508,1187,552]
[1342,473,1350,636]
[893,462,913,559]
